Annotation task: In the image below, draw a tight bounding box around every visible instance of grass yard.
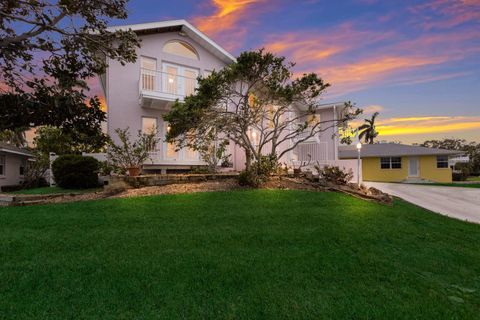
[8,186,102,195]
[466,176,480,182]
[1,190,479,319]
[415,183,480,188]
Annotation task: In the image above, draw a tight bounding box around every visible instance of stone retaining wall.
[0,193,65,206]
[118,173,239,189]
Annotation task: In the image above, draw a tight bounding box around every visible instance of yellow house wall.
[362,157,408,182]
[362,156,453,183]
[419,155,453,183]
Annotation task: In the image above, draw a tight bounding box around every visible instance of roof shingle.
[339,143,463,159]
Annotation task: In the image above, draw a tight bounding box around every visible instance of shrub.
[238,170,249,186]
[107,128,159,172]
[98,161,115,176]
[453,162,470,181]
[452,172,463,182]
[238,155,278,187]
[22,151,49,189]
[316,165,354,185]
[52,155,99,189]
[190,166,210,174]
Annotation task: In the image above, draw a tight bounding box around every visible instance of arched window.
[163,41,199,60]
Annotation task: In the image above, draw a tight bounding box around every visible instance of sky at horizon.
[98,0,480,144]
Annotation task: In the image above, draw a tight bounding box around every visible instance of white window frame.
[140,56,157,91]
[0,155,5,177]
[142,117,158,152]
[141,117,158,134]
[162,62,199,97]
[19,158,27,176]
[163,122,178,160]
[380,157,402,169]
[436,155,449,169]
[163,40,199,60]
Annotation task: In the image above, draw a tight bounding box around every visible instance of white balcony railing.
[140,68,198,99]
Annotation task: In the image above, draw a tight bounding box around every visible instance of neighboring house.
[339,143,463,183]
[99,20,358,178]
[449,155,469,169]
[0,142,33,188]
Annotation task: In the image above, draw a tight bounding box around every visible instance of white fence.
[295,142,328,162]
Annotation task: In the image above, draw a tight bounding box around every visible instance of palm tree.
[358,112,379,144]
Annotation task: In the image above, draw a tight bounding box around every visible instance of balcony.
[139,68,198,110]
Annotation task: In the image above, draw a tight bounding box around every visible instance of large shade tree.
[164,50,360,173]
[0,0,140,146]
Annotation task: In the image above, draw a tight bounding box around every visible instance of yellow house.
[339,144,463,183]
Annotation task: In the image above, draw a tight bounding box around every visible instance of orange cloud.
[264,23,392,66]
[193,0,272,50]
[195,0,262,35]
[262,16,479,96]
[264,34,344,62]
[316,55,455,96]
[375,116,480,136]
[410,0,480,29]
[262,22,479,97]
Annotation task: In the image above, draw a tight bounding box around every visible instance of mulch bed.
[3,177,391,206]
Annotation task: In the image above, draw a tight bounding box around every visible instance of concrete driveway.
[365,182,480,224]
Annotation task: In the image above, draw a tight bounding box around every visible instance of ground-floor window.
[142,117,158,151]
[0,155,5,176]
[437,155,449,168]
[380,157,402,169]
[19,159,27,176]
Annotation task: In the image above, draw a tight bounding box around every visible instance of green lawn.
[414,183,480,188]
[8,186,102,195]
[467,176,480,182]
[1,190,479,319]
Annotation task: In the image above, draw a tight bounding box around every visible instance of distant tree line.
[419,138,480,176]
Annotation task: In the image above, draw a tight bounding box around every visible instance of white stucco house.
[99,20,360,179]
[0,142,33,189]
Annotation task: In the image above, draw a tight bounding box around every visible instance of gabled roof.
[339,143,464,159]
[0,142,33,157]
[107,19,236,64]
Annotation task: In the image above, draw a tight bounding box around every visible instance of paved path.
[365,182,480,224]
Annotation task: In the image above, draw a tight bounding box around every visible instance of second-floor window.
[162,63,198,97]
[163,40,199,60]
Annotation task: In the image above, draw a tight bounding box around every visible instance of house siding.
[0,153,27,187]
[362,157,408,182]
[362,155,452,183]
[106,32,228,145]
[419,155,453,183]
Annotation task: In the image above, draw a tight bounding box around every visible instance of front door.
[408,157,419,177]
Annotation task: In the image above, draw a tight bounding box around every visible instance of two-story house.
[100,20,360,179]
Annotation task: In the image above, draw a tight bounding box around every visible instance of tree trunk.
[245,150,252,171]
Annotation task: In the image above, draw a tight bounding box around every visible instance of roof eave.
[106,19,236,64]
[0,148,33,157]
